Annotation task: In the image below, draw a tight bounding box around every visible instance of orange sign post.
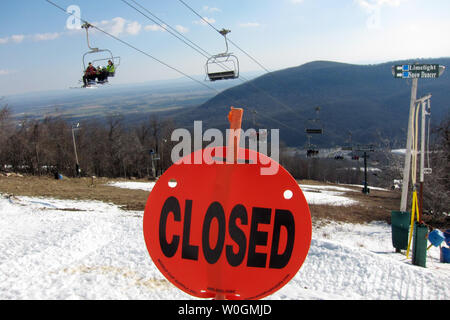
[143,107,311,300]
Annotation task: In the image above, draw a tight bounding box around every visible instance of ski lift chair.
[81,23,120,87]
[305,107,324,135]
[305,128,323,135]
[206,53,239,81]
[205,29,239,81]
[91,57,121,78]
[307,149,319,158]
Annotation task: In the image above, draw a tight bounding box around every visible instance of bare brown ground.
[299,180,449,229]
[298,180,401,226]
[0,175,150,211]
[0,175,407,226]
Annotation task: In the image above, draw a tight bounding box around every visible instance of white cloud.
[126,21,142,36]
[194,17,216,26]
[202,6,221,13]
[33,32,61,42]
[0,32,62,45]
[97,17,127,37]
[355,0,409,29]
[175,25,189,34]
[95,17,142,37]
[145,24,166,32]
[290,0,304,4]
[11,34,25,44]
[239,22,261,28]
[355,0,408,11]
[377,0,407,5]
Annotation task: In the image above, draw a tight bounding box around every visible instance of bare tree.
[423,114,450,219]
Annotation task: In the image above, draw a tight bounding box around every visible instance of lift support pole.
[400,78,418,212]
[418,95,431,221]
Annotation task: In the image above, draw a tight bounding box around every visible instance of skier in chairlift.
[106,60,115,77]
[82,62,97,87]
[96,66,108,83]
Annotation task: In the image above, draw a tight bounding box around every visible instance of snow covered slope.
[0,193,448,300]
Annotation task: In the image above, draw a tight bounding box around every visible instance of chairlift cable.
[177,0,271,74]
[176,0,306,122]
[121,0,234,74]
[45,0,219,93]
[125,0,304,127]
[121,0,209,59]
[46,0,255,125]
[121,0,236,77]
[252,110,305,135]
[46,0,304,136]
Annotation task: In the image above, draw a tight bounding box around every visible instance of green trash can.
[412,221,428,268]
[391,211,411,252]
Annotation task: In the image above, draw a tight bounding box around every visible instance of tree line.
[0,103,448,219]
[0,106,176,179]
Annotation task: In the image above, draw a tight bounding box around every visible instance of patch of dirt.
[0,175,150,211]
[299,180,401,225]
[1,175,415,226]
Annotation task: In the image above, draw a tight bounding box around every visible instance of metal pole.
[151,154,156,179]
[72,127,79,166]
[72,126,81,177]
[418,98,428,221]
[363,151,369,194]
[400,78,418,212]
[420,99,427,184]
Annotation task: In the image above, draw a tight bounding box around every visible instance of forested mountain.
[172,58,450,148]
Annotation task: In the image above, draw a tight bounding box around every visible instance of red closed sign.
[143,147,311,300]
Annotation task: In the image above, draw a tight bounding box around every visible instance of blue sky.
[1,0,450,95]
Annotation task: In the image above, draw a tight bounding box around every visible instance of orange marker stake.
[226,107,244,164]
[215,107,243,300]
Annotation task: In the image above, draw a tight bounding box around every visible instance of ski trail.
[1,194,449,300]
[289,237,450,300]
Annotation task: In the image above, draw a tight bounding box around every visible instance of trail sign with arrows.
[392,64,445,79]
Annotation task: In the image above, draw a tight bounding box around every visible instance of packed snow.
[109,181,360,207]
[107,181,156,192]
[0,184,448,300]
[341,184,390,192]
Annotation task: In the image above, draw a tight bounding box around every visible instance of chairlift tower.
[71,123,81,177]
[305,106,323,158]
[149,149,161,179]
[249,109,268,153]
[353,145,375,195]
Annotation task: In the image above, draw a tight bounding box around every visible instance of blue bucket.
[444,229,450,247]
[440,247,450,263]
[428,230,445,247]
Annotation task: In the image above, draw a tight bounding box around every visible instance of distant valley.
[4,78,231,124]
[4,59,449,148]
